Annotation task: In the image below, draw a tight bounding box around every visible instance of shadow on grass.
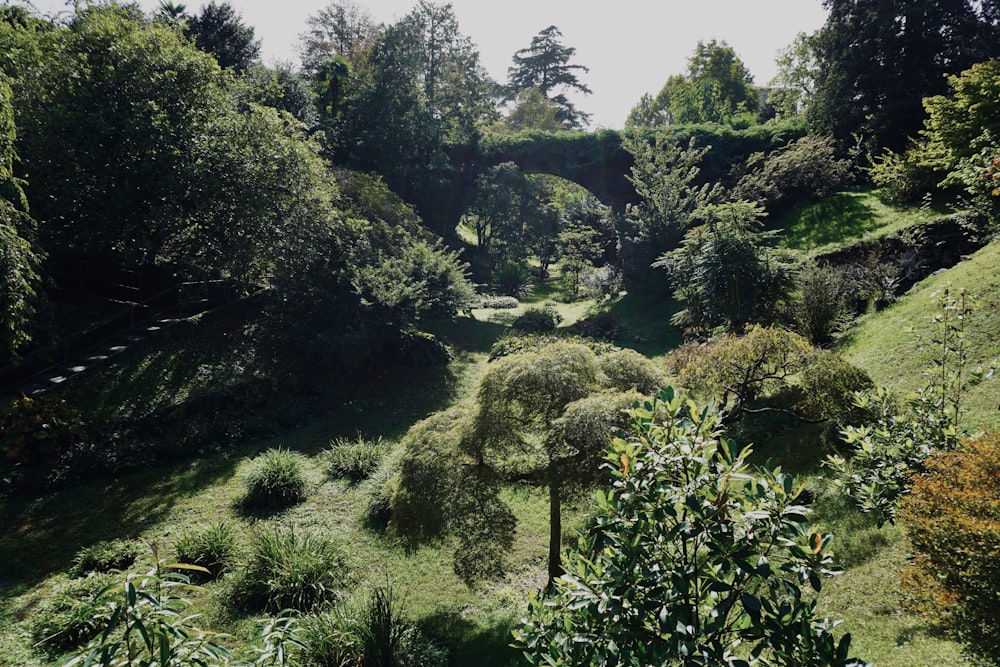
[419,609,522,667]
[0,453,240,587]
[605,292,683,359]
[425,315,508,355]
[773,192,876,251]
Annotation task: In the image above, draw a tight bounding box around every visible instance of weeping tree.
[390,341,663,584]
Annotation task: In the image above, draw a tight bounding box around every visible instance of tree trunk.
[547,477,563,586]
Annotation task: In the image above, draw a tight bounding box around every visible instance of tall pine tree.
[506,26,591,129]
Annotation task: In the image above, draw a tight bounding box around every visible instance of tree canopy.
[810,0,998,154]
[506,25,591,129]
[391,340,662,584]
[185,0,260,71]
[627,40,758,128]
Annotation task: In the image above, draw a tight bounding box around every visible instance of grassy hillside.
[841,238,1000,431]
[771,189,952,255]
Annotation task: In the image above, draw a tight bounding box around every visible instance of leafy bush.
[598,348,664,394]
[70,539,142,577]
[579,265,623,301]
[511,305,562,333]
[30,573,117,655]
[324,435,388,483]
[514,389,863,666]
[791,260,853,346]
[489,333,616,361]
[898,431,1000,662]
[670,325,814,418]
[491,260,531,297]
[795,351,874,423]
[867,148,936,204]
[731,134,853,214]
[173,521,239,580]
[827,286,993,525]
[225,527,347,613]
[568,310,622,341]
[59,562,303,667]
[476,294,519,309]
[241,448,308,509]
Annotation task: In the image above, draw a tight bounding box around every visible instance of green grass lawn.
[771,189,953,255]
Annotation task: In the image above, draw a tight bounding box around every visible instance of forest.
[1,0,1000,665]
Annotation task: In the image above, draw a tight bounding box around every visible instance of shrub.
[70,539,142,577]
[731,134,853,215]
[511,305,562,333]
[477,294,519,309]
[491,260,531,297]
[30,573,117,655]
[241,448,308,509]
[0,396,84,468]
[568,310,622,341]
[791,260,853,346]
[514,389,863,666]
[489,333,616,361]
[225,527,346,613]
[795,351,874,423]
[598,348,664,394]
[899,432,1000,662]
[579,265,623,301]
[867,148,936,204]
[324,435,388,483]
[173,521,239,580]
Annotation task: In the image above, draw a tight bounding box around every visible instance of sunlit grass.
[771,189,953,255]
[840,239,1000,431]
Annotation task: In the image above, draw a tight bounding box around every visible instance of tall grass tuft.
[225,527,346,613]
[324,435,388,483]
[241,447,308,509]
[173,521,239,580]
[69,539,142,577]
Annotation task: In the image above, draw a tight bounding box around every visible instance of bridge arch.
[475,130,637,213]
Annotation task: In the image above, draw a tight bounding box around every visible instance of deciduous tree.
[391,341,657,584]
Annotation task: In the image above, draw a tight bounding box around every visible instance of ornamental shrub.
[597,348,664,395]
[898,431,1000,662]
[514,389,865,666]
[511,305,562,333]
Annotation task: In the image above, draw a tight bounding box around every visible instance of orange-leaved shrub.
[898,431,1000,662]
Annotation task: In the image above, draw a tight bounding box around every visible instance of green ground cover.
[2,234,994,666]
[771,189,952,255]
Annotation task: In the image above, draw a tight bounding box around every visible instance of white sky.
[25,0,828,129]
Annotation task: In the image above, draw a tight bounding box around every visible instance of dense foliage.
[391,340,653,583]
[898,431,1000,663]
[810,0,1000,153]
[515,390,865,667]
